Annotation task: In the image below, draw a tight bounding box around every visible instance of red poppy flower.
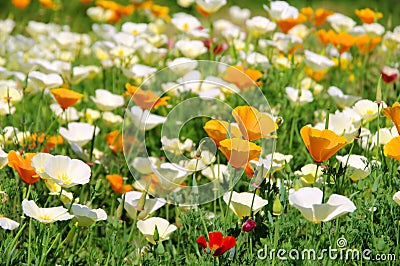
[196,232,236,257]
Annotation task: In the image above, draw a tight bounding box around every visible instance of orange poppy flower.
[51,88,83,110]
[384,137,400,162]
[245,162,255,178]
[277,14,307,33]
[28,133,64,151]
[300,126,348,163]
[39,0,59,10]
[135,174,164,195]
[316,30,355,54]
[383,102,400,135]
[11,0,30,8]
[106,174,133,194]
[312,8,334,26]
[355,8,382,24]
[97,0,134,15]
[45,135,64,150]
[8,151,39,185]
[219,138,261,169]
[301,7,313,22]
[223,66,262,91]
[232,106,277,141]
[125,83,170,110]
[331,32,355,54]
[305,67,326,82]
[106,130,123,153]
[355,35,381,54]
[80,0,92,4]
[203,120,242,146]
[150,4,170,22]
[137,0,153,9]
[316,29,335,46]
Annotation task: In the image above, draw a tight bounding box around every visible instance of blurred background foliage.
[0,0,399,33]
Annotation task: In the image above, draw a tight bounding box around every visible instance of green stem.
[28,219,32,266]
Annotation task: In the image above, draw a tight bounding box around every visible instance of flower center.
[58,173,72,185]
[38,214,52,221]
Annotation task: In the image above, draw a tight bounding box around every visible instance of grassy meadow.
[0,0,400,265]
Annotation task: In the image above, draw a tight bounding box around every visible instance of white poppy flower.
[87,7,114,22]
[250,152,293,176]
[154,163,190,190]
[383,31,400,51]
[79,108,101,122]
[263,1,299,21]
[300,78,323,94]
[137,217,177,244]
[201,164,228,182]
[67,66,92,85]
[229,6,251,24]
[393,191,400,205]
[43,155,91,188]
[304,50,334,72]
[50,104,79,123]
[0,148,8,169]
[22,199,74,223]
[289,187,356,223]
[213,19,237,34]
[132,157,160,174]
[171,13,201,32]
[129,106,167,131]
[31,153,55,179]
[294,164,323,185]
[59,122,100,147]
[109,45,135,58]
[288,24,310,39]
[122,64,157,80]
[196,0,226,14]
[121,22,148,36]
[27,71,63,90]
[121,191,166,220]
[0,80,23,104]
[25,21,62,38]
[348,26,366,36]
[246,16,276,38]
[137,44,167,65]
[91,89,124,111]
[177,0,195,8]
[242,52,270,68]
[363,23,385,37]
[336,155,371,181]
[33,59,71,75]
[314,112,358,142]
[327,13,356,33]
[161,137,193,155]
[167,57,198,76]
[0,101,15,116]
[285,87,313,105]
[370,127,399,149]
[328,86,361,108]
[0,19,15,36]
[353,99,383,122]
[67,203,107,226]
[175,40,207,59]
[102,111,123,127]
[223,191,268,218]
[0,215,19,230]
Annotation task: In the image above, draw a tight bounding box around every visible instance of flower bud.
[242,218,257,232]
